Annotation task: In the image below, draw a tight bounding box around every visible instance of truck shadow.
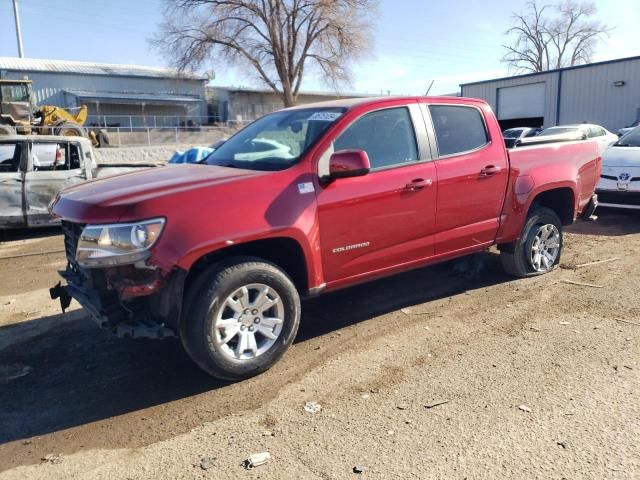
[0,251,506,450]
[566,208,640,236]
[0,226,61,243]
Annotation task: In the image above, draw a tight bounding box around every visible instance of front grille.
[61,220,85,265]
[597,191,640,206]
[601,175,640,182]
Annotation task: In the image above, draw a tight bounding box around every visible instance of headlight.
[76,218,165,268]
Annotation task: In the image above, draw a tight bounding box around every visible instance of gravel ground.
[0,211,638,479]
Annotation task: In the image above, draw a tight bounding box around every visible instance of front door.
[316,105,437,284]
[426,104,509,255]
[24,141,86,227]
[0,141,26,228]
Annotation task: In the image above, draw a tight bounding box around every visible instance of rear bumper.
[580,193,599,219]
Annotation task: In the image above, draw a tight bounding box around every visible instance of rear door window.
[429,105,489,157]
[31,143,81,171]
[333,107,419,170]
[0,143,21,172]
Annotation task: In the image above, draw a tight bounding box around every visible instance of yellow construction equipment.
[0,79,107,146]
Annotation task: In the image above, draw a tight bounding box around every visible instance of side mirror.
[328,149,370,180]
[581,133,588,140]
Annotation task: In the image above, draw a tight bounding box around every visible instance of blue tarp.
[168,146,215,164]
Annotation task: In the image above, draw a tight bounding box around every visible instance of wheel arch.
[497,183,577,248]
[528,186,576,226]
[183,236,311,296]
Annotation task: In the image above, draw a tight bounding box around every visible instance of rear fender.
[496,179,578,245]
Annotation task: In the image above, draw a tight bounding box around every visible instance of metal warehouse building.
[460,55,640,132]
[207,86,371,123]
[0,57,207,128]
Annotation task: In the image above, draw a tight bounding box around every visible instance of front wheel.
[500,207,563,277]
[54,121,87,138]
[180,257,301,380]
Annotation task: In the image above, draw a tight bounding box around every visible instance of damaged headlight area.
[76,218,165,268]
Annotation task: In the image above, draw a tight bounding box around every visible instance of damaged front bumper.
[51,221,185,339]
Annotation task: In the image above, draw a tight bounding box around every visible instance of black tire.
[500,206,563,278]
[180,257,301,380]
[97,129,110,147]
[0,124,16,135]
[54,121,87,138]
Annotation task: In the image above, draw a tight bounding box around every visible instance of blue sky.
[0,0,637,95]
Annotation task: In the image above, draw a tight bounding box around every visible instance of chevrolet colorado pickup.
[49,96,601,380]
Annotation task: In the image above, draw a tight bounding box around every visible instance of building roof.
[460,55,640,87]
[210,85,373,98]
[0,57,206,80]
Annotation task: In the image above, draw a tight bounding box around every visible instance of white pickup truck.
[0,135,156,229]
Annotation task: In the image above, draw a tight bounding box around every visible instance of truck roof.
[283,95,482,111]
[0,134,93,148]
[0,79,32,84]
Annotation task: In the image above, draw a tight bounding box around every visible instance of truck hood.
[52,164,264,223]
[602,146,640,167]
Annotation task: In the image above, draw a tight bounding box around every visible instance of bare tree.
[502,0,612,73]
[153,0,377,107]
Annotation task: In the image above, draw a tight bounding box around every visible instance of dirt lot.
[0,211,639,479]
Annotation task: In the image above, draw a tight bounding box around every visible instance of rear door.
[24,141,86,227]
[316,104,438,284]
[424,103,509,255]
[0,141,26,228]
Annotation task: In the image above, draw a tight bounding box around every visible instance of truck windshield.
[503,129,523,138]
[616,128,640,147]
[205,107,345,171]
[538,127,579,136]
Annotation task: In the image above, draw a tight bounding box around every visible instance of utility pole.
[12,0,25,58]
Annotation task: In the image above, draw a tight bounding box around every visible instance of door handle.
[480,165,502,177]
[404,178,433,191]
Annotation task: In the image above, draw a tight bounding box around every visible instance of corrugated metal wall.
[559,60,640,130]
[0,70,207,119]
[461,57,640,132]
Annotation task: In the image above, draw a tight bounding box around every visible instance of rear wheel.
[97,129,110,147]
[500,206,563,277]
[180,257,301,380]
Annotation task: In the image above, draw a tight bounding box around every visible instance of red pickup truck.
[50,96,600,380]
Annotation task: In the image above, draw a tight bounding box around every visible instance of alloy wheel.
[529,224,560,272]
[213,283,284,361]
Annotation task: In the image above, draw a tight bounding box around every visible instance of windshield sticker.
[297,182,315,194]
[309,112,342,122]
